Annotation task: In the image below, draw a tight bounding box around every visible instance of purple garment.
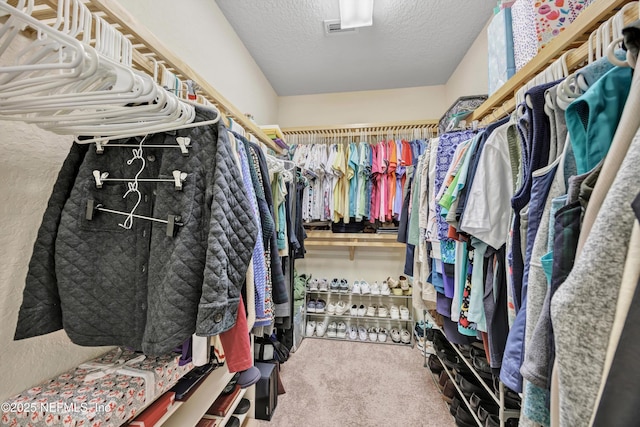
[435,130,475,241]
[237,142,266,319]
[273,138,289,150]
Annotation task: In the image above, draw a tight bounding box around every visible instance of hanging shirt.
[326,144,338,221]
[387,140,398,221]
[357,142,369,221]
[369,143,379,222]
[332,144,345,222]
[378,141,388,222]
[348,142,359,219]
[460,121,517,250]
[566,66,632,175]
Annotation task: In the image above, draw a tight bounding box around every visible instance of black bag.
[255,334,290,363]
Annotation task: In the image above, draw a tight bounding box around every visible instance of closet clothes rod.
[12,0,283,154]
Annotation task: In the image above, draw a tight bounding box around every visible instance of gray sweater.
[550,126,640,426]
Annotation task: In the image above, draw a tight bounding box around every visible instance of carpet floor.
[255,338,455,427]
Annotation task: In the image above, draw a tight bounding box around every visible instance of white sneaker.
[318,278,329,292]
[327,322,337,338]
[390,305,400,320]
[337,322,347,339]
[335,300,349,315]
[368,327,378,342]
[327,301,336,315]
[366,304,377,317]
[350,304,358,316]
[381,280,391,295]
[352,281,361,294]
[391,328,401,343]
[400,329,411,344]
[400,305,410,320]
[348,325,358,340]
[306,321,316,337]
[371,281,381,295]
[357,304,366,317]
[308,278,319,291]
[316,320,327,337]
[360,281,371,294]
[378,305,389,318]
[358,326,368,341]
[378,328,388,342]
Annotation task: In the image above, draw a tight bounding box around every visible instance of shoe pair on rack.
[367,327,389,342]
[390,328,411,344]
[329,278,349,292]
[306,299,326,313]
[346,325,368,341]
[386,276,412,295]
[306,320,328,337]
[350,304,366,316]
[351,280,371,294]
[326,321,348,339]
[309,278,330,292]
[389,305,410,320]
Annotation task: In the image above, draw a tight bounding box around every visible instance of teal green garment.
[407,157,422,246]
[457,241,476,337]
[566,66,632,175]
[348,143,359,218]
[440,136,478,212]
[357,142,369,221]
[468,238,488,332]
[523,382,551,427]
[541,251,554,284]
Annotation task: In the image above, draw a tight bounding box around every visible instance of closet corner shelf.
[201,388,248,427]
[160,367,235,427]
[467,0,632,123]
[304,230,405,260]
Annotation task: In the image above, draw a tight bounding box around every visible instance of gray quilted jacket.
[14,108,258,355]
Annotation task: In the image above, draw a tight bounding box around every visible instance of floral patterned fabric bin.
[1,348,192,427]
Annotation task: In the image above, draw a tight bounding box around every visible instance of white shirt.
[460,122,514,250]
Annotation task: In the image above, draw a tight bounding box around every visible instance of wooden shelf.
[468,0,636,123]
[160,367,235,427]
[304,230,405,260]
[10,0,282,153]
[202,388,248,427]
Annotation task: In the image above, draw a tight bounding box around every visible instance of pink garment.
[386,140,397,221]
[370,144,380,222]
[219,295,253,372]
[378,141,388,222]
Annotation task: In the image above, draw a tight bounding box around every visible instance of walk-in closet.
[1,1,638,426]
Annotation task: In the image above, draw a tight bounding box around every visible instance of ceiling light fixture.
[339,0,374,29]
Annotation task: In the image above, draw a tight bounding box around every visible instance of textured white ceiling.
[215,0,496,96]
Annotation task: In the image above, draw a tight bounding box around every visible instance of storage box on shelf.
[423,309,520,427]
[304,288,413,347]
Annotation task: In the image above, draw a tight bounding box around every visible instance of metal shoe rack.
[304,288,414,347]
[423,309,520,427]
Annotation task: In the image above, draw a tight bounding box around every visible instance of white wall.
[277,85,447,128]
[277,18,490,129]
[117,0,279,125]
[444,19,490,107]
[0,38,113,403]
[296,247,406,286]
